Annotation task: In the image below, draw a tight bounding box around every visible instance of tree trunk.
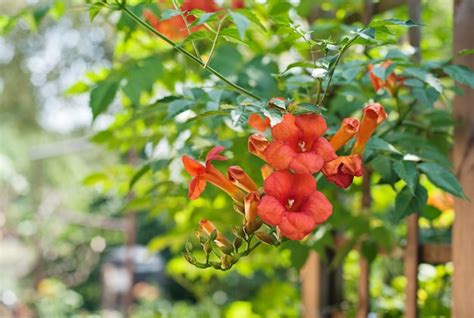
[452,0,474,316]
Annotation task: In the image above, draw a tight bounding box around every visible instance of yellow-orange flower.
[330,118,360,151]
[352,103,388,155]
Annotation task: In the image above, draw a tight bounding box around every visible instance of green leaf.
[230,105,249,127]
[458,48,474,56]
[166,99,194,119]
[285,241,310,270]
[371,19,422,28]
[365,137,402,155]
[405,68,443,93]
[394,184,427,220]
[161,9,181,20]
[229,11,250,40]
[361,240,377,264]
[443,64,474,88]
[186,110,229,123]
[65,82,89,95]
[418,162,465,198]
[282,61,314,73]
[89,2,107,22]
[89,80,120,119]
[421,205,442,221]
[129,164,151,190]
[393,160,419,194]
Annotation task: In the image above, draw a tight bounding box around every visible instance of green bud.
[233,237,243,250]
[255,231,275,245]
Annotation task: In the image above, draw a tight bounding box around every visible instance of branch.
[120,5,262,101]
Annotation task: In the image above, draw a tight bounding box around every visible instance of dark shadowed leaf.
[90,80,120,119]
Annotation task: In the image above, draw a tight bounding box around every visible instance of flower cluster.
[181,102,387,269]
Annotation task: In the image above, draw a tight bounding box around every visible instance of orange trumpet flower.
[352,103,388,155]
[182,146,244,201]
[330,118,360,151]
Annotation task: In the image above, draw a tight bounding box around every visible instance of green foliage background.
[1,0,471,316]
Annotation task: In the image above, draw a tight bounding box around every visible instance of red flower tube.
[257,170,333,240]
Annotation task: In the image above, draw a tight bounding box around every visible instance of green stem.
[120,5,262,101]
[204,16,226,68]
[318,33,361,106]
[172,0,201,60]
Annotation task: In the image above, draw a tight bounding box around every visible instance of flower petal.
[312,137,337,162]
[279,212,316,240]
[271,113,299,144]
[257,196,285,226]
[262,170,295,202]
[289,152,324,174]
[264,141,294,171]
[301,191,333,224]
[182,156,206,176]
[189,177,206,199]
[294,113,327,140]
[288,173,317,201]
[206,146,228,163]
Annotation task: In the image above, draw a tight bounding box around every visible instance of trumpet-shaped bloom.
[323,155,363,188]
[257,170,332,240]
[263,114,336,174]
[248,114,271,132]
[182,147,243,201]
[330,118,360,151]
[368,60,404,95]
[352,103,388,154]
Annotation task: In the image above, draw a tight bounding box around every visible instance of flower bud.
[255,231,275,245]
[244,192,261,233]
[220,255,233,270]
[228,166,258,193]
[352,103,388,155]
[330,118,360,151]
[199,219,233,253]
[248,134,270,161]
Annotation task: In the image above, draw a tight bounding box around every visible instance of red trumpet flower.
[257,170,333,240]
[368,60,404,96]
[352,103,388,155]
[323,155,363,188]
[182,146,243,201]
[330,118,360,151]
[263,114,336,174]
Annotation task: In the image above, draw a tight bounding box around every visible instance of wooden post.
[356,170,371,318]
[301,252,321,318]
[452,0,474,316]
[404,1,422,317]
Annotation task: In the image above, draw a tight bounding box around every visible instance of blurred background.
[0,0,466,317]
